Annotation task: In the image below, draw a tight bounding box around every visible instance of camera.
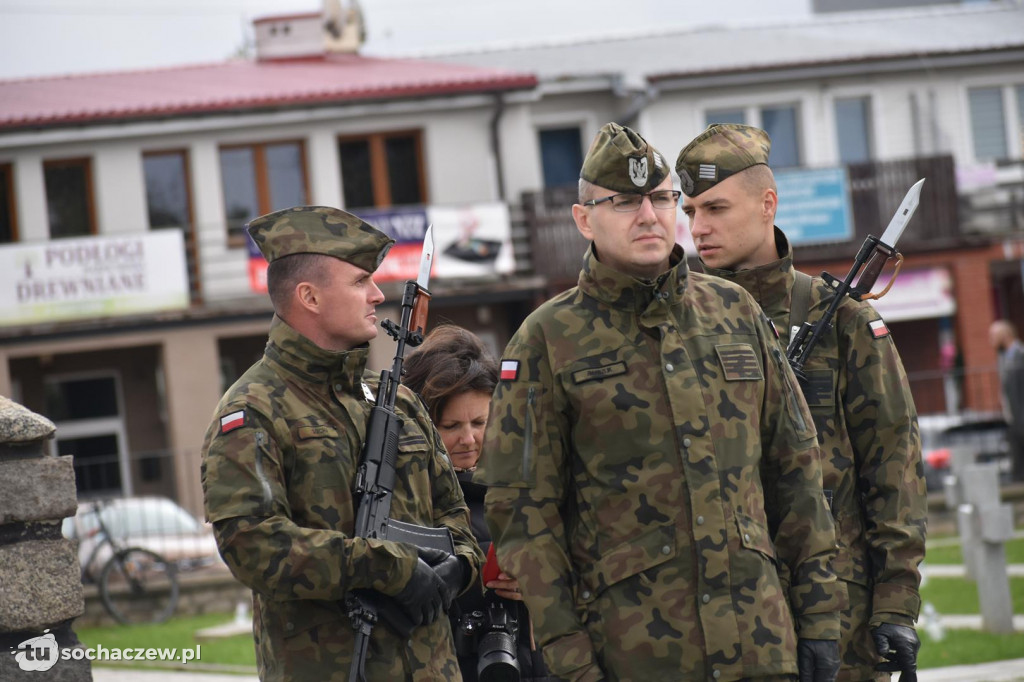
[456,594,520,682]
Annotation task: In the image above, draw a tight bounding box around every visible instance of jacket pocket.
[736,512,776,561]
[577,524,676,604]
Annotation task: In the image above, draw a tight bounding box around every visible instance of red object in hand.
[482,543,502,584]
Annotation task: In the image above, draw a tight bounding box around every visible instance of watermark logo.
[11,630,58,672]
[8,631,202,671]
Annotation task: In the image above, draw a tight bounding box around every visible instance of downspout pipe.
[614,74,658,128]
[490,93,507,201]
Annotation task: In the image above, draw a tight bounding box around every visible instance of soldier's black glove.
[872,622,919,682]
[392,557,447,627]
[797,638,840,682]
[416,546,465,611]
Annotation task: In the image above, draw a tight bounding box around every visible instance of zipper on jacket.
[522,386,536,482]
[771,347,807,434]
[253,429,275,513]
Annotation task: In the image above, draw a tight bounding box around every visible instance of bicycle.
[76,498,180,625]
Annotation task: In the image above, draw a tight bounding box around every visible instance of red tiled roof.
[0,55,537,131]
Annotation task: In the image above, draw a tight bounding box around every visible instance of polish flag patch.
[500,360,520,381]
[220,410,245,434]
[869,319,890,339]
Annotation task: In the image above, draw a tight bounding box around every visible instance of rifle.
[347,227,454,681]
[786,179,924,383]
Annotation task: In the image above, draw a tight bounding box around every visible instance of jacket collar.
[700,226,794,320]
[578,243,689,312]
[263,315,370,393]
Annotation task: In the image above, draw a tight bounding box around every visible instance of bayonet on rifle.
[786,179,924,382]
[348,225,452,682]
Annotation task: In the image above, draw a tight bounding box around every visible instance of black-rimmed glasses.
[583,190,681,212]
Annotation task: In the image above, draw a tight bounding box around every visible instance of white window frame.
[697,92,810,166]
[45,370,132,496]
[824,87,881,165]
[961,78,1024,163]
[531,111,598,191]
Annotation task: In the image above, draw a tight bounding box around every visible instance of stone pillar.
[957,464,1016,633]
[0,397,91,681]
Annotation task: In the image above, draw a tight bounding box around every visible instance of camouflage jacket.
[704,229,926,680]
[477,245,842,682]
[201,316,482,682]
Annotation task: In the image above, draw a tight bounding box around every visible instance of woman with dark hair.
[405,324,552,682]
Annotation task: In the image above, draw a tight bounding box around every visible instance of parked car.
[919,413,1011,492]
[62,496,226,576]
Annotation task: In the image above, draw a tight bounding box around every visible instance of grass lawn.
[926,536,1024,565]
[920,576,1024,614]
[76,611,256,671]
[919,628,1024,669]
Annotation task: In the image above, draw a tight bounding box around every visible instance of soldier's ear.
[572,203,594,241]
[294,281,321,314]
[761,187,778,221]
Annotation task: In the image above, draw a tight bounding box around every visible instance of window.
[539,127,584,188]
[46,373,129,497]
[0,163,15,243]
[834,96,873,164]
[143,151,192,231]
[219,141,308,242]
[338,130,426,210]
[44,158,95,239]
[761,105,800,168]
[968,87,1008,160]
[702,104,802,167]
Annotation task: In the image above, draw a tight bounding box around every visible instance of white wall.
[647,61,1024,173]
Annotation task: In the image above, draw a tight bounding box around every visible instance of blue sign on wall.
[774,166,853,245]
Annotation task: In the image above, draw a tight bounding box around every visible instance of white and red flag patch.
[220,410,245,434]
[500,360,520,381]
[869,319,890,339]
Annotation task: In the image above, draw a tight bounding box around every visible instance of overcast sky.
[0,0,811,80]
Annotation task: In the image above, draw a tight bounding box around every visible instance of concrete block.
[979,504,1015,543]
[0,540,84,632]
[0,397,55,444]
[0,456,78,524]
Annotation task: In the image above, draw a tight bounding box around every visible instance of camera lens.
[477,631,520,682]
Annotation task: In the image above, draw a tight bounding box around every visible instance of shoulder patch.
[219,410,245,434]
[715,344,764,381]
[500,359,520,381]
[869,319,890,339]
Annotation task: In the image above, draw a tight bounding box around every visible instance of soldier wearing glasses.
[476,122,843,682]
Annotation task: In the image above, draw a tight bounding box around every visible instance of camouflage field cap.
[675,123,771,197]
[247,205,394,272]
[580,122,669,194]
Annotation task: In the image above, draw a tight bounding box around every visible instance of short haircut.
[578,178,599,204]
[266,252,333,313]
[738,163,777,197]
[404,324,499,426]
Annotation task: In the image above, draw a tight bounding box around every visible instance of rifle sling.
[789,270,813,344]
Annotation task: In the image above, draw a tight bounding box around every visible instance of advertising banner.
[775,166,853,245]
[355,203,515,282]
[0,230,190,326]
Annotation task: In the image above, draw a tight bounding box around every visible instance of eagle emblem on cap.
[679,167,695,195]
[628,157,648,187]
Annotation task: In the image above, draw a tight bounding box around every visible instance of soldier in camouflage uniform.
[476,122,844,682]
[677,124,927,682]
[200,206,484,681]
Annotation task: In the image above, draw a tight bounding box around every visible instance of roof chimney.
[253,0,365,61]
